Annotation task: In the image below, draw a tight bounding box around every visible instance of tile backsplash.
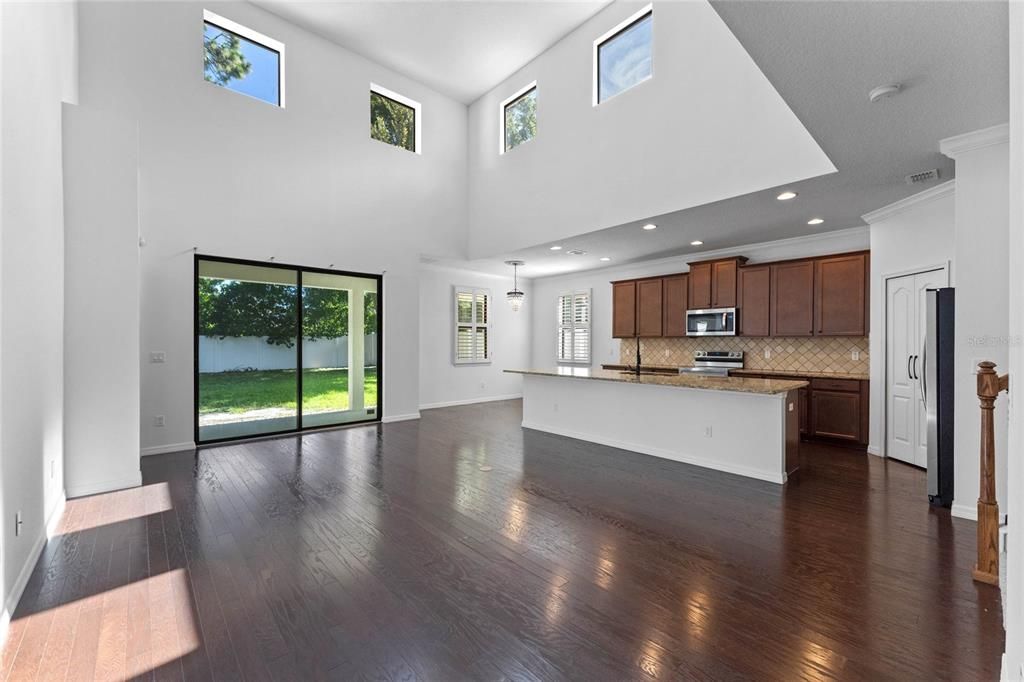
[620,336,869,375]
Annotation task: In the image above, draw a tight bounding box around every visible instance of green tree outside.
[204,25,252,86]
[370,91,416,152]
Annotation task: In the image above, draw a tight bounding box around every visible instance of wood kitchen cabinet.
[815,253,868,336]
[688,257,746,309]
[662,274,688,337]
[687,262,712,309]
[636,278,664,337]
[711,259,740,308]
[798,387,809,435]
[738,264,771,336]
[811,390,862,442]
[612,281,636,338]
[770,260,815,336]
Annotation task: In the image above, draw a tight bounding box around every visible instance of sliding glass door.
[195,256,382,444]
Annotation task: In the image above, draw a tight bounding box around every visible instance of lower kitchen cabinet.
[742,373,867,447]
[810,390,861,442]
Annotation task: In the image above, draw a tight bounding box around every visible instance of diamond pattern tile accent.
[621,336,869,375]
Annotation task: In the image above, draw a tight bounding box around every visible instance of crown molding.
[939,123,1010,159]
[861,180,956,224]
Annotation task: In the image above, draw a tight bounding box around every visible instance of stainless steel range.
[678,350,744,377]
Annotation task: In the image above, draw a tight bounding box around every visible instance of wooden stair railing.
[974,361,1010,585]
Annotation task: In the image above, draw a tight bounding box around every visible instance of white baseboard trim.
[420,394,522,411]
[382,412,421,424]
[66,470,142,499]
[951,503,1008,524]
[866,444,882,457]
[0,491,67,648]
[521,420,786,485]
[141,441,196,457]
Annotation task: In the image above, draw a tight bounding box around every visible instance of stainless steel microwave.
[686,308,738,336]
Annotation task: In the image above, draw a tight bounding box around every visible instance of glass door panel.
[197,260,298,442]
[301,272,380,428]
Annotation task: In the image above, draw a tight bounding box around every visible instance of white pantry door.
[885,268,947,467]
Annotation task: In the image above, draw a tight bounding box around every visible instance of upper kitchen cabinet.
[687,262,712,309]
[738,264,771,336]
[636,278,664,337]
[771,260,815,336]
[687,257,747,309]
[815,253,868,336]
[662,274,689,337]
[612,280,637,338]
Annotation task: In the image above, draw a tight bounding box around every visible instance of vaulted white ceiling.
[253,0,612,104]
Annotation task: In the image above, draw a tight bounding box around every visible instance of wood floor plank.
[0,399,1005,681]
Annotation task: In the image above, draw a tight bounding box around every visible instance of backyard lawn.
[199,367,378,414]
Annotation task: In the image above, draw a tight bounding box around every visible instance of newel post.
[973,361,1009,585]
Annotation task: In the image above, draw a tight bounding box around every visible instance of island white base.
[520,374,799,484]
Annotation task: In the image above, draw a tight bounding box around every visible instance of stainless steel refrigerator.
[925,288,955,507]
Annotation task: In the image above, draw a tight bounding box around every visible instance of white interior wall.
[939,131,1010,521]
[418,265,531,409]
[72,1,470,453]
[530,228,869,369]
[466,0,835,259]
[0,0,76,642]
[865,182,956,456]
[1004,4,1023,677]
[62,104,141,497]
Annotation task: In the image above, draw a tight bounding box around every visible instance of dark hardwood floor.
[0,399,1004,680]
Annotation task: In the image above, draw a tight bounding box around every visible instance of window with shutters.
[453,287,490,364]
[557,290,591,364]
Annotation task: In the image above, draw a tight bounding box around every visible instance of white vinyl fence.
[199,335,378,373]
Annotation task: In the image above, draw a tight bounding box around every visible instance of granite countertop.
[601,364,868,381]
[506,368,807,395]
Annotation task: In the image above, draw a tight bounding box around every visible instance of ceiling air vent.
[566,249,587,256]
[905,168,939,185]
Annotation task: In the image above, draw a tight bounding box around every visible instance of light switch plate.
[150,351,166,363]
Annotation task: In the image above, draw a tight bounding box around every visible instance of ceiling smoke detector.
[905,168,940,185]
[868,83,901,103]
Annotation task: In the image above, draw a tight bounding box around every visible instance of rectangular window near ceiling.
[594,7,653,105]
[370,84,421,153]
[454,287,490,364]
[501,83,537,153]
[557,290,591,364]
[203,10,284,107]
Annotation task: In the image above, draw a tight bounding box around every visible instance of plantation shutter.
[454,287,491,364]
[557,290,591,364]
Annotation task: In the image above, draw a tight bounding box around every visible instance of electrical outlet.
[852,350,861,361]
[553,402,559,413]
[150,351,166,363]
[153,415,165,427]
[764,348,771,359]
[15,511,22,537]
[704,426,713,438]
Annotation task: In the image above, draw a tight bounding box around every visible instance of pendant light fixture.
[505,260,525,312]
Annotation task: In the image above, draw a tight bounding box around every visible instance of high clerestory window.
[203,10,284,107]
[594,6,653,105]
[370,84,421,154]
[501,83,537,153]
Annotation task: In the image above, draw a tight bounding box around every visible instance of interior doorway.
[884,266,947,467]
[194,255,382,444]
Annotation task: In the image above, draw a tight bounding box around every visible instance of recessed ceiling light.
[599,257,612,262]
[690,240,704,246]
[807,218,824,225]
[776,191,798,201]
[549,245,562,251]
[642,223,658,231]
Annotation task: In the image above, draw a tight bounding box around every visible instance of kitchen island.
[505,367,808,484]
